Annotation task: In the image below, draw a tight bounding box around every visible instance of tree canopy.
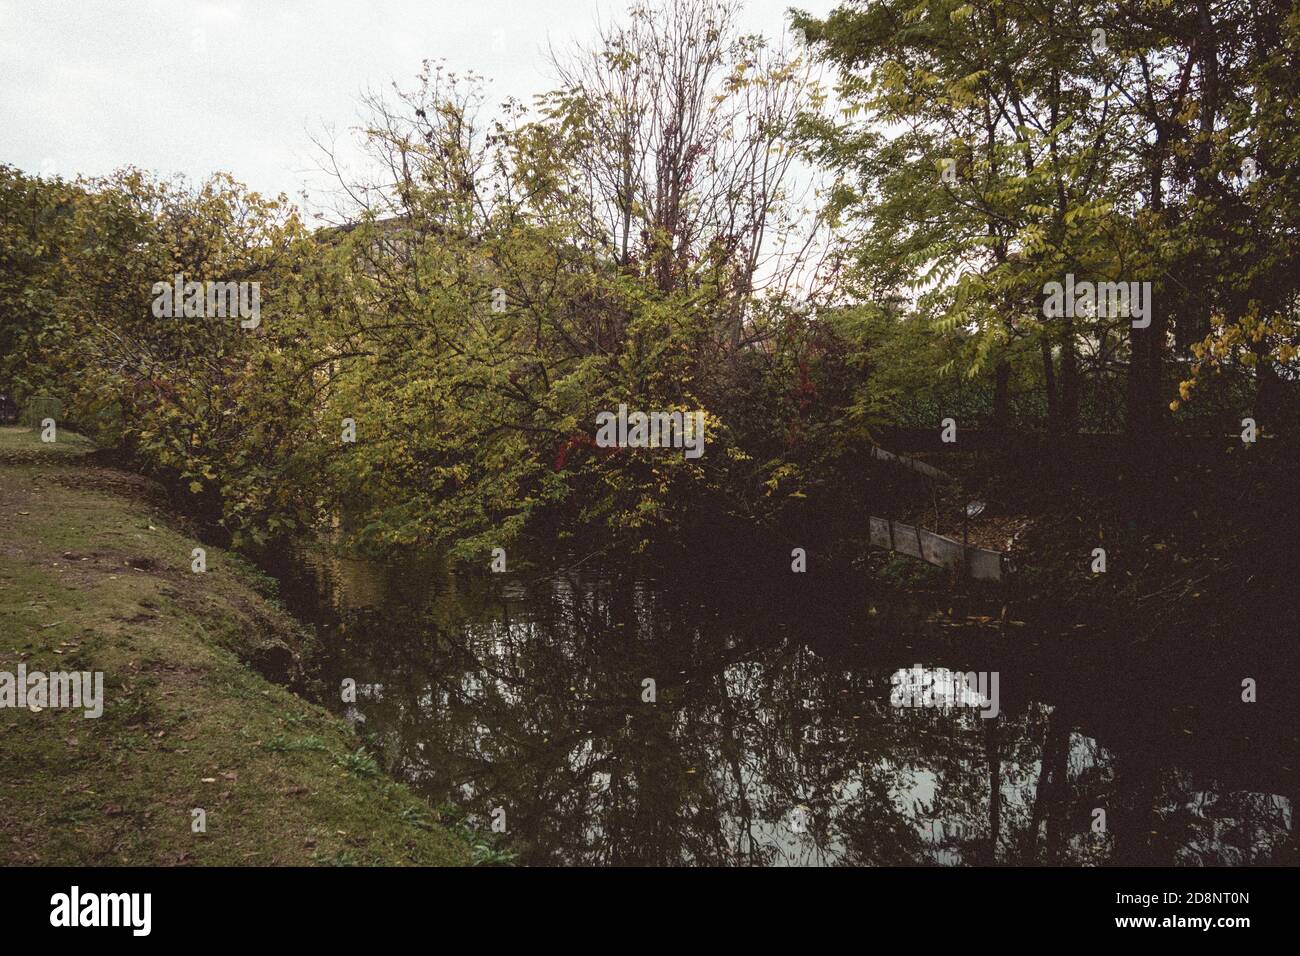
[2,0,1296,560]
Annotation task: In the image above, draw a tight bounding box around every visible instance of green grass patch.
[0,429,469,866]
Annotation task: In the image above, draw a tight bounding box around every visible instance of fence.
[868,516,1011,582]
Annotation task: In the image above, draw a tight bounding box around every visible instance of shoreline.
[0,427,469,866]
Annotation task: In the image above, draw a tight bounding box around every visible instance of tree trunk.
[992,359,1011,436]
[1041,338,1058,430]
[1059,318,1079,436]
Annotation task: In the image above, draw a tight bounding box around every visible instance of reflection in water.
[890,665,999,717]
[268,550,1299,866]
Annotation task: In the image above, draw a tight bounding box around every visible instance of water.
[266,548,1298,866]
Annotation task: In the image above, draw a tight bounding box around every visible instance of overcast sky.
[0,0,833,221]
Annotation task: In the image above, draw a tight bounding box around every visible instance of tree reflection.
[284,556,1297,866]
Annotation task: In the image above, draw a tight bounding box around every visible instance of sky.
[0,0,835,221]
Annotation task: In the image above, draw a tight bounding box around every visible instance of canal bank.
[0,427,469,865]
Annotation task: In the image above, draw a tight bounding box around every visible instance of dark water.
[266,549,1298,866]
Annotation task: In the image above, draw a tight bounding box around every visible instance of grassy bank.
[0,426,468,865]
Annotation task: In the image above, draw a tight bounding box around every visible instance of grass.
[0,426,469,866]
